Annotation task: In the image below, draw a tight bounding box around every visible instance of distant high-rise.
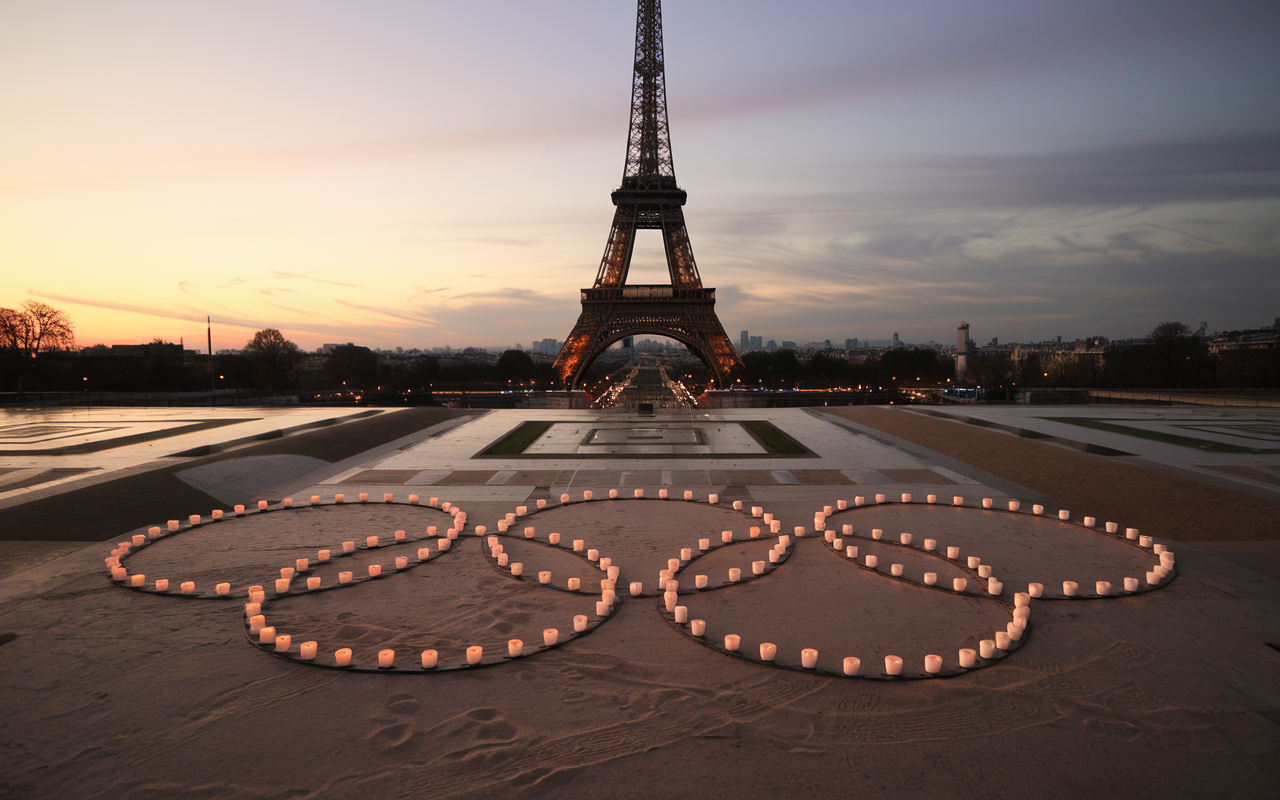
[892,332,900,348]
[845,338,858,350]
[956,322,971,376]
[749,335,763,349]
[740,330,749,349]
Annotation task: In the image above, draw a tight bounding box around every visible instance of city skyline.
[3,0,1277,353]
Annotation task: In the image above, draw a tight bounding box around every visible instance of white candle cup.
[507,639,524,657]
[1126,527,1139,540]
[977,564,992,578]
[537,499,546,509]
[1083,516,1096,528]
[947,547,960,560]
[601,589,617,605]
[699,538,710,551]
[180,581,195,594]
[659,489,668,500]
[979,639,996,659]
[275,578,291,593]
[1124,577,1139,592]
[1028,582,1043,598]
[780,535,792,548]
[1014,592,1030,608]
[751,526,762,539]
[871,528,883,540]
[248,589,264,604]
[664,591,678,611]
[695,575,709,589]
[1146,570,1160,585]
[1092,580,1112,596]
[275,635,292,653]
[924,572,937,585]
[1058,509,1070,521]
[982,498,994,509]
[854,496,865,506]
[988,578,1003,595]
[342,541,355,554]
[317,549,331,563]
[900,533,913,545]
[438,538,451,552]
[682,619,703,638]
[419,649,437,668]
[560,493,571,503]
[751,506,762,517]
[884,655,903,676]
[753,642,776,661]
[824,530,836,543]
[1007,622,1024,641]
[303,576,319,591]
[1013,606,1030,621]
[634,489,644,499]
[257,626,276,644]
[583,490,594,501]
[875,494,886,504]
[890,564,904,577]
[1008,500,1021,512]
[281,567,295,580]
[680,490,692,501]
[547,532,560,545]
[334,495,344,505]
[959,648,977,668]
[368,564,382,578]
[769,550,781,563]
[952,496,964,506]
[674,606,688,624]
[391,530,405,543]
[832,538,844,550]
[524,527,535,539]
[721,530,733,543]
[799,648,819,669]
[728,568,742,582]
[189,514,201,526]
[154,579,169,592]
[587,549,599,562]
[995,631,1011,650]
[723,634,741,651]
[598,557,611,570]
[132,535,146,547]
[923,538,937,551]
[596,601,610,616]
[925,654,943,674]
[842,657,861,676]
[216,583,230,596]
[248,615,266,633]
[487,536,499,549]
[898,493,911,504]
[568,578,581,591]
[510,563,523,577]
[574,614,589,632]
[729,500,742,511]
[516,505,527,516]
[334,648,352,667]
[607,566,621,581]
[1033,504,1045,515]
[752,560,766,576]
[393,556,408,571]
[1155,564,1170,578]
[600,579,615,592]
[845,546,858,559]
[864,555,879,569]
[967,556,981,569]
[703,493,717,505]
[668,557,681,572]
[1161,551,1176,566]
[311,495,321,505]
[294,558,309,572]
[770,520,781,534]
[165,519,180,533]
[1154,543,1167,555]
[953,578,968,592]
[626,581,642,597]
[540,627,559,647]
[677,547,691,562]
[573,539,584,552]
[466,645,483,665]
[1061,580,1078,596]
[339,571,353,584]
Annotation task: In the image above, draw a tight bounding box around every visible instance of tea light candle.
[835,657,858,677]
[596,601,610,616]
[154,578,169,591]
[281,567,295,580]
[1008,500,1021,511]
[854,496,865,506]
[1028,582,1043,597]
[132,534,146,547]
[979,639,996,659]
[708,493,718,504]
[276,635,292,652]
[1139,535,1153,548]
[180,581,194,594]
[836,499,847,510]
[952,496,964,506]
[695,575,709,589]
[751,506,762,517]
[1033,504,1044,515]
[1124,577,1139,592]
[890,563,903,577]
[845,546,858,558]
[601,579,615,592]
[982,498,994,509]
[1126,527,1139,540]
[537,499,546,509]
[542,628,559,646]
[1059,580,1078,597]
[1058,509,1070,521]
[659,489,668,500]
[756,642,777,661]
[726,568,740,582]
[368,564,382,578]
[732,501,742,510]
[664,591,678,611]
[1014,592,1029,608]
[924,654,942,674]
[574,614,588,632]
[801,648,819,669]
[537,571,551,584]
[549,533,561,545]
[311,495,321,505]
[599,557,611,570]
[779,535,791,548]
[871,528,883,540]
[977,564,992,578]
[467,646,483,665]
[1013,606,1030,621]
[1082,516,1096,528]
[507,639,524,657]
[438,539,451,552]
[1146,570,1160,585]
[824,530,835,543]
[516,505,527,516]
[947,547,960,560]
[864,555,878,569]
[750,526,762,539]
[952,578,967,592]
[584,490,594,500]
[339,571,353,584]
[258,626,276,644]
[392,556,407,571]
[248,615,266,634]
[634,489,644,498]
[421,650,438,668]
[342,541,355,553]
[995,631,1011,650]
[884,655,903,676]
[318,549,331,562]
[573,539,584,552]
[988,578,1003,595]
[587,549,599,562]
[721,530,733,543]
[334,648,353,667]
[678,547,692,562]
[393,530,406,543]
[924,572,937,585]
[216,583,230,596]
[832,538,843,550]
[699,538,710,551]
[901,493,912,504]
[1154,543,1167,555]
[189,514,201,526]
[674,606,688,624]
[510,563,523,577]
[275,578,290,593]
[752,560,766,576]
[875,494,886,504]
[303,576,319,590]
[769,550,780,563]
[560,494,570,503]
[723,634,741,651]
[524,526,535,539]
[568,578,580,590]
[967,556,981,569]
[923,539,936,551]
[168,519,180,531]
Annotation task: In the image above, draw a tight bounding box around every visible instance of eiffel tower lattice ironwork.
[552,0,741,390]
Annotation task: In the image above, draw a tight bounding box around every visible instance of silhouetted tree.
[243,328,301,389]
[0,301,75,392]
[494,349,535,382]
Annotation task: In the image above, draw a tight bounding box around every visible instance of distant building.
[740,330,749,349]
[892,332,900,348]
[956,322,972,375]
[781,341,797,350]
[749,335,763,349]
[319,343,354,355]
[845,338,858,350]
[823,339,832,350]
[766,340,777,351]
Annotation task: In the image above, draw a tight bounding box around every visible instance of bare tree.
[0,301,75,392]
[243,328,301,389]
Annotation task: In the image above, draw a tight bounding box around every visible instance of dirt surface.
[820,406,1280,542]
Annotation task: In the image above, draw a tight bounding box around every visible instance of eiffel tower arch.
[553,0,741,391]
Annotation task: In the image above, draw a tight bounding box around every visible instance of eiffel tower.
[552,0,741,390]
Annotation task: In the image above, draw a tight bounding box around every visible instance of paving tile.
[342,469,423,485]
[879,468,957,485]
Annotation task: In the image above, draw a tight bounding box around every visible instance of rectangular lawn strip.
[739,420,811,455]
[478,420,555,456]
[1038,417,1278,454]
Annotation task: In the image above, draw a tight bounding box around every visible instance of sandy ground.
[1,407,1278,799]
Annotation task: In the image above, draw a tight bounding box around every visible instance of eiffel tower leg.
[594,205,639,288]
[659,204,700,289]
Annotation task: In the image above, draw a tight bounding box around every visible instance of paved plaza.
[0,403,1277,798]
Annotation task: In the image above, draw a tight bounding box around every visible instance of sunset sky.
[2,0,1277,353]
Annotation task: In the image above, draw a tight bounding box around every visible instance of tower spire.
[623,0,675,188]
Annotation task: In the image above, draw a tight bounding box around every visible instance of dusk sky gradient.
[2,0,1278,352]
